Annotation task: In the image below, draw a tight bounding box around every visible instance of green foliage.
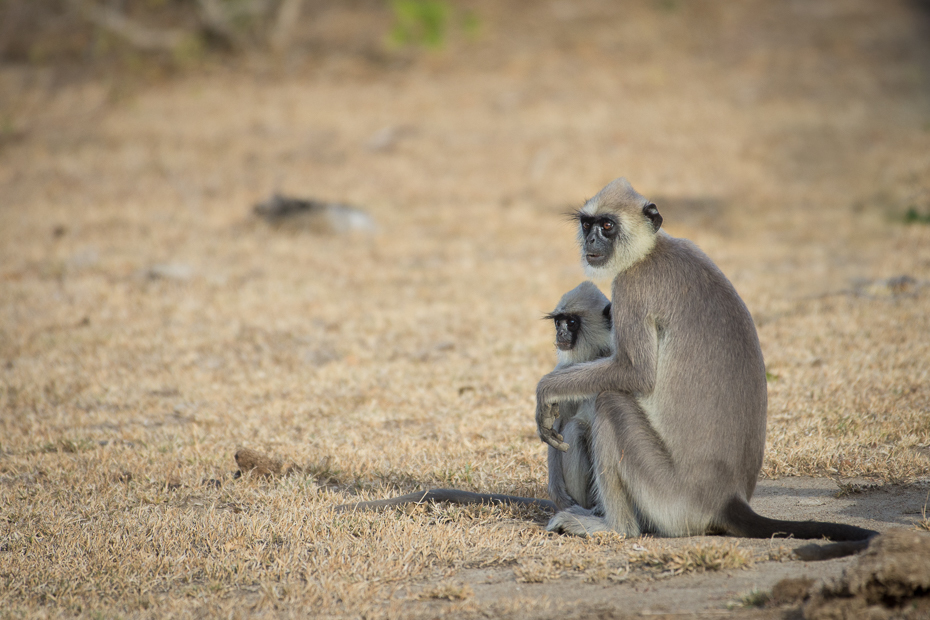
[654,0,681,12]
[903,207,930,225]
[171,34,207,66]
[389,0,450,48]
[1,115,15,138]
[461,9,481,40]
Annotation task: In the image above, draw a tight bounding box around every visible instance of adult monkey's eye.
[601,220,614,231]
[567,317,578,330]
[581,221,591,231]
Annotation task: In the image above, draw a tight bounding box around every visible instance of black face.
[578,215,619,268]
[548,313,580,351]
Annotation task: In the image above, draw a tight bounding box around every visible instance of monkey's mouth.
[586,252,607,266]
[556,341,573,351]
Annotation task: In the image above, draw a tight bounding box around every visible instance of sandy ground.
[394,477,930,618]
[2,0,930,618]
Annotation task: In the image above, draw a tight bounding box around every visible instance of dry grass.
[917,492,930,532]
[2,0,930,617]
[514,559,561,583]
[632,540,755,576]
[728,589,772,610]
[414,581,474,601]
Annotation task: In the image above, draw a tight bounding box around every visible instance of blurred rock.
[145,263,194,281]
[802,530,930,619]
[769,577,815,606]
[365,124,414,152]
[253,194,376,234]
[68,247,99,270]
[851,275,924,299]
[235,447,284,476]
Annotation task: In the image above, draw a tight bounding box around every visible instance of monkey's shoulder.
[653,233,719,268]
[634,235,738,292]
[611,235,752,330]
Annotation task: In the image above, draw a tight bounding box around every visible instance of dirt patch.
[415,479,930,618]
[762,530,930,619]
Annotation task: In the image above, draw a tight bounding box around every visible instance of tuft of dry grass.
[764,544,795,563]
[916,492,930,531]
[514,559,561,583]
[632,540,755,576]
[415,581,474,601]
[728,589,772,610]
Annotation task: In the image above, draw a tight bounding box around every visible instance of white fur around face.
[580,208,657,279]
[555,348,574,367]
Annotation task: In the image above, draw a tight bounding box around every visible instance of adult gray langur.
[535,177,877,560]
[336,283,611,515]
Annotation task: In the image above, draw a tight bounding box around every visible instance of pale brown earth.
[2,1,930,618]
[802,529,930,620]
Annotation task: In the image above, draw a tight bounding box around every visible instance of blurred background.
[2,5,930,616]
[3,0,929,218]
[1,0,929,475]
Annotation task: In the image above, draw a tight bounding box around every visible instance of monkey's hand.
[536,399,570,452]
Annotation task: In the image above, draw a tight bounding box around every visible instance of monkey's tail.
[335,489,557,513]
[720,496,878,561]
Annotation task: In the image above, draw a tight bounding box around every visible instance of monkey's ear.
[643,203,662,232]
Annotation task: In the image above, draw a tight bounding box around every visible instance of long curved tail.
[721,496,877,560]
[336,489,557,513]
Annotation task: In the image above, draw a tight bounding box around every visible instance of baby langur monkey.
[543,281,613,512]
[535,177,877,560]
[336,283,613,515]
[337,284,609,515]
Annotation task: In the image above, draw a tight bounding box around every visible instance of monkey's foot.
[547,507,612,537]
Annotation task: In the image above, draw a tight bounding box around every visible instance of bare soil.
[2,1,930,618]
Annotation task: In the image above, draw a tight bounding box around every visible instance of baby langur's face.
[551,313,580,351]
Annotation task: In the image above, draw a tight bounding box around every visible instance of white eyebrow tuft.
[580,198,599,215]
